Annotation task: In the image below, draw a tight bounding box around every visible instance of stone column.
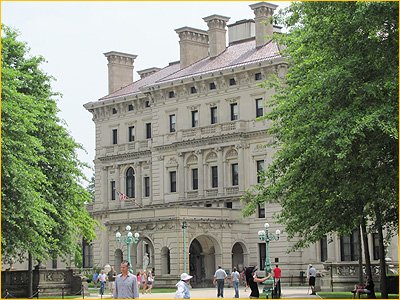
[135,162,142,205]
[238,144,245,192]
[217,147,224,196]
[196,150,204,197]
[178,152,185,200]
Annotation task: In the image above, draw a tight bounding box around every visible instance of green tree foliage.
[242,2,398,250]
[1,26,97,263]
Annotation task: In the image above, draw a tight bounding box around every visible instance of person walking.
[145,270,154,294]
[245,266,272,299]
[308,264,317,295]
[175,273,193,299]
[113,260,139,298]
[108,266,117,295]
[273,265,282,298]
[213,266,227,298]
[98,270,107,296]
[92,271,99,288]
[231,267,240,298]
[140,270,147,294]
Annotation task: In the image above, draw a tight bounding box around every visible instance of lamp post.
[258,222,281,275]
[182,221,188,273]
[116,225,140,273]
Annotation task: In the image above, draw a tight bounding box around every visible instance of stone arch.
[189,234,221,287]
[231,242,247,272]
[161,246,171,275]
[136,235,155,273]
[225,149,238,160]
[205,151,217,162]
[186,154,198,165]
[114,249,123,273]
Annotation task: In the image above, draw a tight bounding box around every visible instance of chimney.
[249,2,278,48]
[137,67,161,79]
[104,51,137,94]
[203,14,230,58]
[228,19,255,45]
[175,27,209,69]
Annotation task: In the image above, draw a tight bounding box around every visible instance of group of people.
[92,266,117,295]
[136,269,154,294]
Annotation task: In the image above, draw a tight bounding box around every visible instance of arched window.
[126,167,135,198]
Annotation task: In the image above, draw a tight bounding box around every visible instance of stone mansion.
[81,1,398,289]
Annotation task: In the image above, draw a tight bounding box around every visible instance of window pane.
[232,163,239,186]
[112,129,118,144]
[169,114,176,132]
[129,126,135,142]
[320,236,328,262]
[259,243,266,270]
[211,107,218,124]
[256,160,264,183]
[192,111,198,127]
[144,177,150,197]
[256,98,264,117]
[231,103,238,121]
[170,171,176,192]
[111,181,116,200]
[126,168,135,198]
[146,123,152,139]
[211,166,218,188]
[192,169,198,190]
[258,203,265,218]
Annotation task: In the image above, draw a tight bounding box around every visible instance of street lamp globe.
[264,222,270,229]
[258,230,265,239]
[127,232,133,237]
[116,232,122,238]
[126,225,131,231]
[134,232,140,238]
[276,229,281,235]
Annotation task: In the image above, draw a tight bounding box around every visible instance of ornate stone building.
[83,2,398,289]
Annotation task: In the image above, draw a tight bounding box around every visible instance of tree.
[1,26,97,266]
[242,2,398,297]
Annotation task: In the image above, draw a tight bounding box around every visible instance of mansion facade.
[81,1,398,289]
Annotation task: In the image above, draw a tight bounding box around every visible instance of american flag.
[117,191,129,201]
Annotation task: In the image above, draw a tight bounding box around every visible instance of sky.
[2,1,289,182]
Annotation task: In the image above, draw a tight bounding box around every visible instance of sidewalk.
[87,286,320,299]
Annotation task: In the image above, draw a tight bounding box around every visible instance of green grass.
[318,292,399,299]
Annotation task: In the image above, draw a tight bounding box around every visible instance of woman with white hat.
[175,273,193,298]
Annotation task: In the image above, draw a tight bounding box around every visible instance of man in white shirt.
[308,264,317,295]
[213,266,227,298]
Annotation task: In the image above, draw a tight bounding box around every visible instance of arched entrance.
[189,235,219,287]
[232,243,245,272]
[114,249,123,273]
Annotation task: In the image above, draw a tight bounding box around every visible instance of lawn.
[318,292,399,299]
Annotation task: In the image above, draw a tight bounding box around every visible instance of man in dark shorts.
[308,264,316,295]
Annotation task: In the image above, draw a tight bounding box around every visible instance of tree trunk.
[376,209,388,299]
[361,217,376,298]
[28,252,33,298]
[357,225,363,284]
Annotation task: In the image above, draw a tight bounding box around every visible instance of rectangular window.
[146,123,152,139]
[340,229,360,261]
[209,82,216,90]
[256,98,264,118]
[259,243,266,270]
[169,114,176,132]
[145,100,150,107]
[255,72,262,81]
[192,168,198,190]
[82,240,93,268]
[128,126,135,142]
[229,78,236,86]
[372,233,380,260]
[144,177,150,197]
[111,181,116,200]
[225,202,233,208]
[170,171,177,193]
[258,203,265,218]
[190,86,197,94]
[112,129,118,145]
[128,104,134,111]
[168,91,175,98]
[112,108,117,114]
[211,107,218,124]
[211,166,218,188]
[205,203,212,207]
[256,160,264,183]
[232,163,239,186]
[230,103,238,121]
[191,110,199,127]
[320,236,328,262]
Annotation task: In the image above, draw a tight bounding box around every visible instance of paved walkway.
[88,286,320,299]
